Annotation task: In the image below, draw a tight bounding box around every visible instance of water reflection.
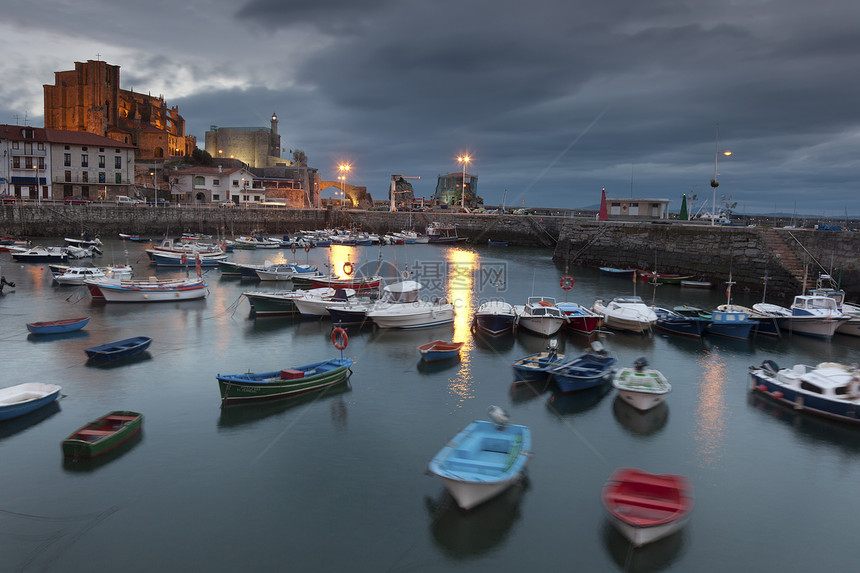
[84,351,153,369]
[472,330,515,353]
[218,381,352,431]
[445,248,478,408]
[601,519,684,572]
[27,330,91,344]
[612,397,669,437]
[694,350,729,467]
[0,401,61,440]
[546,382,613,416]
[509,380,550,403]
[417,356,461,375]
[425,476,529,559]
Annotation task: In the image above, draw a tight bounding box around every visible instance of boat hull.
[85,336,152,361]
[243,292,299,315]
[516,316,565,336]
[0,383,62,421]
[656,317,709,338]
[512,351,566,383]
[612,368,671,411]
[749,365,860,424]
[782,317,844,339]
[475,313,515,335]
[368,305,455,329]
[217,358,353,404]
[418,341,464,362]
[94,281,207,302]
[26,317,90,335]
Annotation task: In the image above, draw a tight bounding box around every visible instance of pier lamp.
[458,155,471,209]
[150,169,157,206]
[338,164,350,207]
[710,126,731,226]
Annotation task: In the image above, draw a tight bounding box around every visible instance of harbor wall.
[2,205,858,300]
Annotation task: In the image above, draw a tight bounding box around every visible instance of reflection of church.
[43,59,196,162]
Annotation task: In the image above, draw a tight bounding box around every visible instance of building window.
[233,180,239,187]
[115,149,120,153]
[194,176,205,186]
[64,184,72,196]
[11,141,18,149]
[37,143,44,151]
[114,156,122,169]
[25,157,33,169]
[99,172,106,183]
[213,179,220,186]
[64,153,71,166]
[82,186,89,196]
[82,172,88,183]
[82,147,87,151]
[81,155,88,167]
[64,145,70,150]
[37,158,45,169]
[99,148,104,152]
[65,171,71,182]
[213,194,220,201]
[98,155,105,168]
[115,173,122,184]
[12,157,20,168]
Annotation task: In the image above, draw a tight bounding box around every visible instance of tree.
[190,147,213,166]
[292,149,308,166]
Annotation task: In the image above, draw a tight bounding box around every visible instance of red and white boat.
[557,301,601,334]
[601,467,693,546]
[85,276,207,302]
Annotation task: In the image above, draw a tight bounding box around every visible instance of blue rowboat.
[704,310,755,340]
[26,316,90,335]
[549,342,617,393]
[512,340,565,383]
[427,408,531,510]
[0,383,62,421]
[85,336,152,362]
[418,340,464,362]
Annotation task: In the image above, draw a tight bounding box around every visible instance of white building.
[169,165,262,205]
[606,197,671,219]
[0,124,136,201]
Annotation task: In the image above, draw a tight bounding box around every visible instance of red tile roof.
[0,124,136,149]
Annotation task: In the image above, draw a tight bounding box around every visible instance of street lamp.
[338,164,350,207]
[710,126,731,226]
[457,155,471,209]
[150,169,157,206]
[34,164,39,204]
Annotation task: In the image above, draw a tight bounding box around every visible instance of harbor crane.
[389,175,420,212]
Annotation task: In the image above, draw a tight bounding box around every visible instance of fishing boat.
[367,298,455,329]
[653,307,709,338]
[26,316,90,335]
[612,358,671,411]
[293,288,357,318]
[512,339,565,382]
[806,274,860,337]
[427,407,531,510]
[84,336,152,362]
[749,360,860,424]
[703,309,755,340]
[487,239,509,246]
[85,276,207,302]
[549,341,617,393]
[118,233,149,242]
[672,304,703,317]
[557,301,601,335]
[255,264,319,281]
[217,357,353,405]
[418,340,464,362]
[599,267,636,277]
[52,265,133,285]
[473,300,516,335]
[592,296,657,333]
[637,271,696,285]
[717,304,782,336]
[680,280,712,288]
[244,287,343,316]
[61,411,143,458]
[426,221,466,244]
[11,246,70,263]
[513,297,567,336]
[149,251,227,267]
[779,295,849,339]
[0,383,62,421]
[602,467,693,546]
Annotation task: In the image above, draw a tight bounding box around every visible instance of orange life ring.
[560,275,574,290]
[304,245,311,253]
[343,262,354,276]
[538,300,553,307]
[331,327,348,350]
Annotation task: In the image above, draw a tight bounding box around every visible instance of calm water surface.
[1,239,860,572]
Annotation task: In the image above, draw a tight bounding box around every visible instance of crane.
[389,175,420,212]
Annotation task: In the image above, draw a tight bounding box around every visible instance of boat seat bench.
[75,429,115,436]
[609,493,684,512]
[104,415,138,421]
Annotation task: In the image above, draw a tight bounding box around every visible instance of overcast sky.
[2,0,859,216]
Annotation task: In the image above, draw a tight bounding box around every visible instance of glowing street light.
[457,155,471,209]
[338,164,350,207]
[149,169,157,206]
[710,126,732,226]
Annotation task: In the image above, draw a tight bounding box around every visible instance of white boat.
[53,265,133,285]
[326,280,421,324]
[427,407,531,510]
[85,276,207,302]
[807,276,860,337]
[513,297,567,336]
[754,297,848,339]
[11,246,70,262]
[612,358,671,411]
[750,360,860,424]
[473,300,516,335]
[255,264,319,281]
[243,287,339,316]
[293,288,357,318]
[367,297,455,329]
[592,296,657,333]
[0,383,62,421]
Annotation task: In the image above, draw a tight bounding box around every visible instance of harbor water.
[1,239,859,572]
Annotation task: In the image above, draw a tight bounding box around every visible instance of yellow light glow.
[328,244,358,279]
[444,248,478,407]
[723,151,732,156]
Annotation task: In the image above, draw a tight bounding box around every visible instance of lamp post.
[710,126,731,226]
[338,164,350,208]
[34,164,39,204]
[150,168,158,206]
[457,155,471,209]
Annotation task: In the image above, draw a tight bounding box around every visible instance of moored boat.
[473,300,516,335]
[52,265,133,285]
[703,309,755,340]
[612,358,671,411]
[427,407,531,510]
[513,297,567,336]
[749,359,860,424]
[418,340,464,362]
[592,296,657,333]
[637,271,696,285]
[557,301,601,335]
[217,357,353,405]
[512,339,565,382]
[549,341,617,393]
[0,383,62,421]
[85,276,207,302]
[84,336,152,362]
[61,411,143,458]
[602,467,693,546]
[654,307,709,338]
[26,316,90,335]
[599,267,636,277]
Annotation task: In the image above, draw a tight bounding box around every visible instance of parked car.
[64,195,92,205]
[218,200,235,208]
[146,198,168,206]
[116,195,144,205]
[0,194,17,204]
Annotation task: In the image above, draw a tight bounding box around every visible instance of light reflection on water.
[445,247,478,409]
[694,348,729,467]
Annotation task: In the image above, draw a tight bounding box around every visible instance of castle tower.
[269,112,280,159]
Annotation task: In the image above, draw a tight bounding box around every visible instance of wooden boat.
[427,407,531,510]
[612,358,671,411]
[0,383,62,421]
[61,411,143,458]
[638,271,696,285]
[52,265,133,285]
[749,360,860,424]
[426,221,467,244]
[118,233,149,242]
[473,300,516,335]
[549,342,617,393]
[217,357,353,405]
[557,301,601,335]
[512,340,565,382]
[84,336,152,362]
[418,340,464,362]
[85,277,207,302]
[367,299,456,328]
[599,267,636,277]
[487,239,509,246]
[26,316,90,335]
[602,467,693,546]
[310,275,383,290]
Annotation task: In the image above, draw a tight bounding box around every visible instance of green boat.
[62,411,143,458]
[217,357,353,405]
[639,272,697,285]
[242,290,302,315]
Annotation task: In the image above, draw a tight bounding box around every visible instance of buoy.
[331,327,348,350]
[304,245,311,253]
[538,300,553,307]
[757,384,768,393]
[343,262,354,276]
[560,275,574,290]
